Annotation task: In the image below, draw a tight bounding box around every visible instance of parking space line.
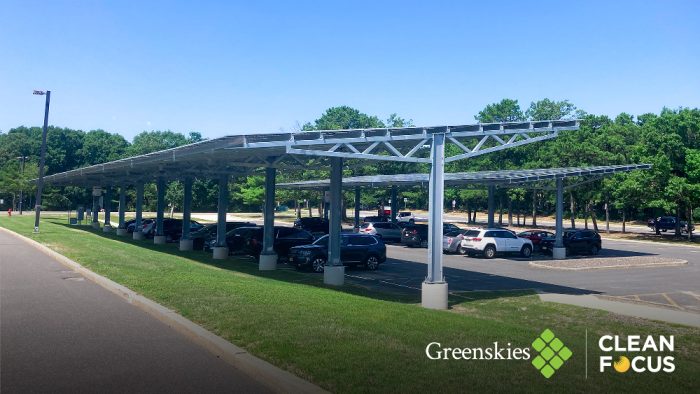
[661,293,682,309]
[684,291,700,301]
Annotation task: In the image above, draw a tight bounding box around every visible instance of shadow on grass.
[51,219,597,307]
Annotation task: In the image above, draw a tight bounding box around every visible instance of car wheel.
[311,257,326,273]
[520,245,532,258]
[409,219,415,224]
[590,245,600,255]
[483,245,496,259]
[365,255,380,271]
[458,245,468,255]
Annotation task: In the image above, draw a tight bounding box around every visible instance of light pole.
[16,156,28,214]
[33,90,50,233]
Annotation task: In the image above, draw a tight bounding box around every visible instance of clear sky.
[1,0,698,140]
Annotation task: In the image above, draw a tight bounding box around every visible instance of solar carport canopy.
[278,164,653,189]
[40,120,579,186]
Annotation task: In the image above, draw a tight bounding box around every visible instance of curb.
[529,259,688,271]
[0,226,326,394]
[599,237,700,249]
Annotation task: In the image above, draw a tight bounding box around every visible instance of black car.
[288,234,386,272]
[540,229,602,255]
[401,223,461,247]
[293,217,329,235]
[189,222,255,250]
[648,216,694,234]
[208,226,315,258]
[143,218,202,241]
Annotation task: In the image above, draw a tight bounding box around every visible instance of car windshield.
[464,230,480,237]
[360,223,371,229]
[313,235,329,247]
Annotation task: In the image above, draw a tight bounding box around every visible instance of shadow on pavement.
[53,220,598,307]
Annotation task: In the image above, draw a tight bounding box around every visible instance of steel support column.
[422,132,447,309]
[213,175,229,259]
[103,186,112,232]
[133,183,144,240]
[390,185,398,223]
[154,177,166,244]
[354,186,361,231]
[116,185,127,236]
[91,193,99,229]
[553,177,566,259]
[179,177,193,251]
[260,167,277,270]
[324,157,344,285]
[487,184,495,228]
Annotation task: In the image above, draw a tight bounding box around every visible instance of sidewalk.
[0,228,317,393]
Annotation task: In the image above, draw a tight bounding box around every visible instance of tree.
[475,99,525,123]
[81,130,128,165]
[525,99,583,121]
[128,130,191,155]
[302,106,385,131]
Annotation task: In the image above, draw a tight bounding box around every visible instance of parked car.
[288,234,386,272]
[517,230,555,251]
[205,226,262,254]
[359,222,403,241]
[401,223,461,248]
[647,216,694,234]
[443,229,480,254]
[293,217,329,235]
[189,222,255,250]
[396,211,426,223]
[126,218,154,233]
[459,228,533,258]
[143,218,202,241]
[363,215,389,223]
[540,229,602,256]
[377,206,392,216]
[207,226,315,258]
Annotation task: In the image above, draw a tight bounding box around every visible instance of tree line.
[0,100,698,237]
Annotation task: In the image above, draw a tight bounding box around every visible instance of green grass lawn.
[1,215,698,393]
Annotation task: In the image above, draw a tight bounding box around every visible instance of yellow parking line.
[661,293,682,309]
[684,291,700,301]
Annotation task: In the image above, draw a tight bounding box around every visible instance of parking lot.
[341,238,700,313]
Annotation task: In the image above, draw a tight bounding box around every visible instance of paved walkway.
[0,230,271,393]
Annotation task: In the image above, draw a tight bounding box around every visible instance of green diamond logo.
[531,329,572,378]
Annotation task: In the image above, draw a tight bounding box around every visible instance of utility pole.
[33,90,50,233]
[16,156,27,214]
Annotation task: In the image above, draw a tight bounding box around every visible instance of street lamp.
[16,156,28,214]
[33,90,50,233]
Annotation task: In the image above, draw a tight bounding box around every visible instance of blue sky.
[1,0,698,140]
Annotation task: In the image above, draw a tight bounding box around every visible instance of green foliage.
[475,98,525,122]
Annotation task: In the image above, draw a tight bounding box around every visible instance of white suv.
[459,228,533,258]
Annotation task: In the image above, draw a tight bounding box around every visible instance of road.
[0,230,270,393]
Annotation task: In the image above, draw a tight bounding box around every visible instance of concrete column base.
[154,235,167,245]
[323,265,345,286]
[553,247,567,260]
[102,224,112,233]
[259,253,278,270]
[91,222,100,230]
[133,231,144,240]
[116,228,128,236]
[212,246,229,259]
[422,281,448,310]
[179,239,193,251]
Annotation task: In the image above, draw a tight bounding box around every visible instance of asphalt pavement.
[0,230,271,393]
[349,238,700,314]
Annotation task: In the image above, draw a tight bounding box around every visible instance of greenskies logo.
[531,329,573,378]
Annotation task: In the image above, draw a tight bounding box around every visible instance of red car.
[517,230,555,251]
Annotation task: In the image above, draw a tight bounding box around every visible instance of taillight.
[472,237,482,242]
[411,229,418,234]
[447,237,452,243]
